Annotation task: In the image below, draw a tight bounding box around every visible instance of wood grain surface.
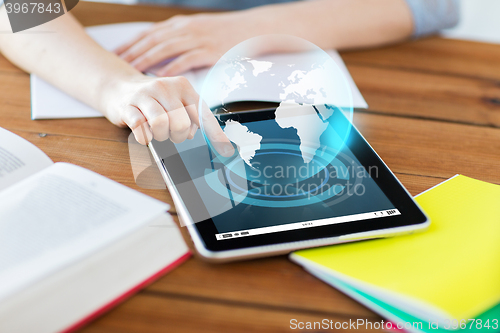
[1,2,499,332]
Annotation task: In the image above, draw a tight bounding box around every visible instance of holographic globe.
[198,34,354,208]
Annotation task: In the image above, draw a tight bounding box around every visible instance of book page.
[0,127,53,192]
[0,214,190,333]
[0,162,170,303]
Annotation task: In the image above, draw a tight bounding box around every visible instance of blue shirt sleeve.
[404,0,460,37]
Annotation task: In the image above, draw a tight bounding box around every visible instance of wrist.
[97,71,145,125]
[238,3,317,55]
[243,1,335,51]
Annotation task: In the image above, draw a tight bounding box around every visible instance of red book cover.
[61,252,191,333]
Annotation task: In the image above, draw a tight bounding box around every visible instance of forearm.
[0,7,233,151]
[243,0,414,50]
[0,8,142,114]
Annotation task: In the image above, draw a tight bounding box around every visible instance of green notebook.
[291,175,500,332]
[309,268,499,333]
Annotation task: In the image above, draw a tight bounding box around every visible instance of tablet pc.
[149,103,429,262]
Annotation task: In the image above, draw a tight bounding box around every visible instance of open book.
[0,127,190,333]
[30,22,368,119]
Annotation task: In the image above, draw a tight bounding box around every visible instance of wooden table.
[1,2,499,332]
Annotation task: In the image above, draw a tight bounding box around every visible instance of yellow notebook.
[291,175,500,324]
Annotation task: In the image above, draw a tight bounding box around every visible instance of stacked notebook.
[291,175,500,333]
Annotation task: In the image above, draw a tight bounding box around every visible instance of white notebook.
[30,22,368,120]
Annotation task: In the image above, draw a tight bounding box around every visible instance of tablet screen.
[152,107,421,251]
[209,143,398,241]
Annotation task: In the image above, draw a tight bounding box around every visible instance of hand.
[115,12,264,76]
[103,74,234,156]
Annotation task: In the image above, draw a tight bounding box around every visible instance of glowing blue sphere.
[198,34,354,207]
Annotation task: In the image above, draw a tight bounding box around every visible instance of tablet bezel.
[149,106,429,259]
